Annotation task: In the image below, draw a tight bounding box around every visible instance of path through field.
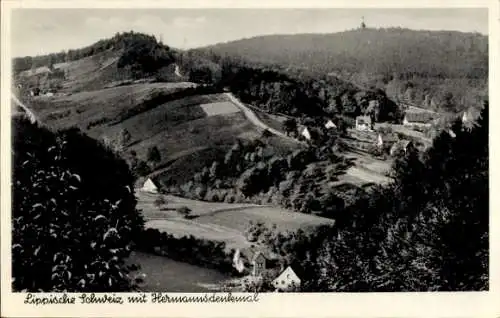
[225,93,302,144]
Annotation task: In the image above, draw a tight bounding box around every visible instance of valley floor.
[127,251,231,292]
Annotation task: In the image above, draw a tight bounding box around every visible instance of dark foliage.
[135,228,234,274]
[12,118,144,292]
[268,101,488,291]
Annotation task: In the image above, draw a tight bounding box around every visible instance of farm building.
[403,111,436,127]
[251,251,267,277]
[325,119,337,129]
[29,88,40,96]
[355,116,373,131]
[462,111,469,124]
[390,140,414,157]
[300,127,312,140]
[141,178,158,193]
[272,266,301,291]
[236,248,279,277]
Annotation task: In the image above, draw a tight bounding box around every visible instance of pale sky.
[11,8,489,57]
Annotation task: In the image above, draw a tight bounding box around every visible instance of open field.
[127,251,230,292]
[18,49,127,94]
[195,206,335,233]
[137,192,334,250]
[138,192,263,217]
[25,84,301,188]
[28,82,201,131]
[200,101,240,116]
[144,218,250,249]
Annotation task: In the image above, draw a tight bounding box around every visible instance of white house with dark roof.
[272,266,301,291]
[325,119,337,129]
[355,115,373,131]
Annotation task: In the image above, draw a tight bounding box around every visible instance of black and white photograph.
[1,2,495,314]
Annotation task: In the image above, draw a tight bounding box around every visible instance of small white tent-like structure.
[462,111,469,124]
[301,127,312,140]
[376,134,384,147]
[141,178,158,193]
[325,120,337,129]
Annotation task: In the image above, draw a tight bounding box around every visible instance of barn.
[141,178,158,193]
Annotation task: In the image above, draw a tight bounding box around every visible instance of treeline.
[134,228,236,274]
[13,32,176,77]
[12,117,145,292]
[253,102,489,292]
[181,50,401,122]
[204,28,488,80]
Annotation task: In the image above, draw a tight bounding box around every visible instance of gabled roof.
[272,266,301,284]
[252,251,267,263]
[142,178,158,192]
[325,120,337,129]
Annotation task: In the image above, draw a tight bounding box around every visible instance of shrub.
[177,206,192,218]
[154,196,167,207]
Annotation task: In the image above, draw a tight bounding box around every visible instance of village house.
[29,88,40,97]
[272,266,301,292]
[141,178,158,193]
[461,109,478,130]
[402,111,436,127]
[355,115,373,131]
[390,140,414,157]
[300,126,312,141]
[251,251,267,277]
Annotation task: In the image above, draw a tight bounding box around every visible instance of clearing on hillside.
[200,101,240,116]
[138,192,334,250]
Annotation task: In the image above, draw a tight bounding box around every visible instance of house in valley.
[390,140,414,157]
[272,266,301,292]
[462,111,469,124]
[355,115,373,131]
[300,127,312,141]
[141,178,158,193]
[325,119,337,129]
[402,111,436,127]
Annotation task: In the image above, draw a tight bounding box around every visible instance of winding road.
[224,92,302,144]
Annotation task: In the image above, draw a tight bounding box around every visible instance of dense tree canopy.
[12,118,144,292]
[274,102,489,292]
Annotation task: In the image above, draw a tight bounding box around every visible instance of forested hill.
[13,32,177,79]
[200,28,488,112]
[203,28,488,79]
